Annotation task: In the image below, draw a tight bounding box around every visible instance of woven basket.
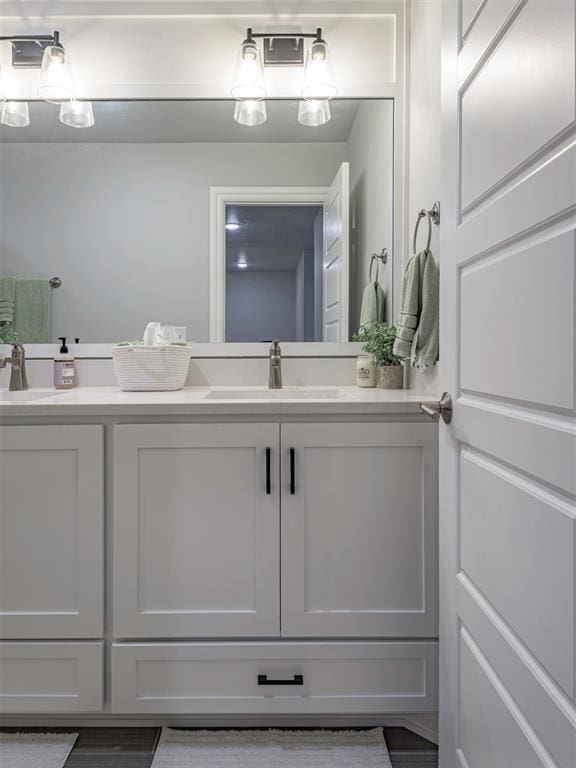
[112,345,191,391]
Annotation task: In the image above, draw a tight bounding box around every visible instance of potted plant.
[353,323,404,389]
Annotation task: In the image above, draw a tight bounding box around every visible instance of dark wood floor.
[0,726,438,767]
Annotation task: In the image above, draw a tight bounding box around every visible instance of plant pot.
[377,365,404,389]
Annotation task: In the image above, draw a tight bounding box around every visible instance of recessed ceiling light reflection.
[225,222,240,231]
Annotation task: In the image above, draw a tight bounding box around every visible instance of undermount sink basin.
[204,388,347,400]
[0,389,55,402]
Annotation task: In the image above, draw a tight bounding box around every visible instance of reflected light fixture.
[234,98,267,127]
[237,260,248,269]
[225,222,240,231]
[1,100,30,127]
[60,99,94,128]
[39,32,75,103]
[298,98,331,127]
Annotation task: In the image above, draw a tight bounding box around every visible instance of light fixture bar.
[244,27,324,67]
[0,31,62,69]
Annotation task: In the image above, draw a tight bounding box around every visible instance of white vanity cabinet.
[0,425,104,639]
[113,423,280,638]
[281,423,437,638]
[0,425,105,713]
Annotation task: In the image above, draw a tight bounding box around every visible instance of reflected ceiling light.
[237,261,248,269]
[38,32,75,103]
[301,33,337,100]
[1,101,30,127]
[233,98,267,127]
[225,222,241,231]
[60,99,94,128]
[298,98,331,127]
[231,30,266,101]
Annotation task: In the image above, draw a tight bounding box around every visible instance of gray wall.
[0,141,346,342]
[346,100,394,335]
[226,270,296,342]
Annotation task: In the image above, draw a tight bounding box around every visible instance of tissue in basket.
[112,345,191,391]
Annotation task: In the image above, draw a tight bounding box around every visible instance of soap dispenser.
[54,337,76,389]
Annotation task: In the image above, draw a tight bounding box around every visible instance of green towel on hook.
[0,276,16,323]
[359,282,385,330]
[393,249,439,369]
[12,279,52,343]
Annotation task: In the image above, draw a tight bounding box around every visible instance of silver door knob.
[419,392,453,424]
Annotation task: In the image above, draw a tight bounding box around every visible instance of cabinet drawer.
[0,642,104,713]
[112,641,437,714]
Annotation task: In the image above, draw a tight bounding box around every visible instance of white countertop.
[0,386,437,418]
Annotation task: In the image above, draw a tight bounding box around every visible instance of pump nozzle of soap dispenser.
[58,337,68,354]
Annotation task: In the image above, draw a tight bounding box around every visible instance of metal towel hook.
[413,202,440,254]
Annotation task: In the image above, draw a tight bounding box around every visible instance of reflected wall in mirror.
[0,99,393,344]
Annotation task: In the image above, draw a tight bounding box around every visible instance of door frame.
[209,186,329,342]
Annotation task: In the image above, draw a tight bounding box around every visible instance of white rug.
[152,727,392,767]
[0,732,78,768]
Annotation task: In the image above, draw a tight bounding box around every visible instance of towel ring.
[369,248,388,282]
[413,202,440,254]
[413,210,432,254]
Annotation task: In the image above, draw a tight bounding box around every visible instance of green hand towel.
[12,279,52,343]
[359,281,385,331]
[393,249,439,369]
[0,276,16,323]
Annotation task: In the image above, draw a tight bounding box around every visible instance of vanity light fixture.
[1,100,30,127]
[232,27,337,127]
[60,99,94,128]
[38,32,75,103]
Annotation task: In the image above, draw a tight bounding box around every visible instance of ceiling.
[0,99,363,143]
[226,204,322,271]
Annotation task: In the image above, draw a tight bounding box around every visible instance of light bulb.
[298,99,331,127]
[1,101,30,127]
[301,39,337,100]
[231,40,266,100]
[39,44,75,103]
[233,99,267,127]
[60,100,94,128]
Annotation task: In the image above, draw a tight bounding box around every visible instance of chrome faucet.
[1,344,28,391]
[268,340,282,389]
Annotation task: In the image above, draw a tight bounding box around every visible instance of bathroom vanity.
[0,387,438,720]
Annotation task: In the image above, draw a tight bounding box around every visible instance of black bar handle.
[290,448,295,494]
[258,674,304,686]
[266,447,271,494]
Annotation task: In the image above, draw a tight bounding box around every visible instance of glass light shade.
[298,98,331,127]
[39,45,75,103]
[60,100,94,128]
[1,101,30,127]
[231,40,266,100]
[301,40,337,100]
[233,99,267,127]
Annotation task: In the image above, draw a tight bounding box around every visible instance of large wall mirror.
[0,99,394,346]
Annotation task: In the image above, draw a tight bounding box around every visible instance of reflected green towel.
[0,276,16,323]
[359,282,385,330]
[393,249,439,369]
[12,279,51,343]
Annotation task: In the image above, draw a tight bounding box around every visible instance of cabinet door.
[281,423,437,637]
[113,423,279,638]
[0,426,103,639]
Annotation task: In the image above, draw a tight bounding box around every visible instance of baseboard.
[0,712,439,745]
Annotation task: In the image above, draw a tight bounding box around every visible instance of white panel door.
[441,2,576,765]
[0,426,103,639]
[113,423,279,638]
[281,423,437,637]
[323,162,350,341]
